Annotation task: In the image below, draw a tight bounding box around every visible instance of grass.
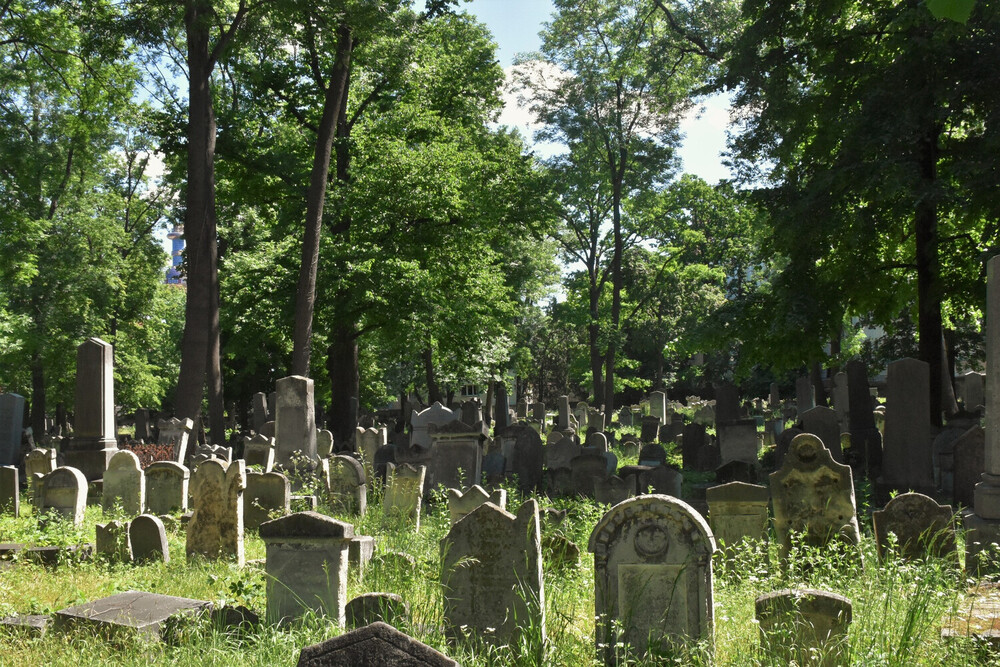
[0,440,993,666]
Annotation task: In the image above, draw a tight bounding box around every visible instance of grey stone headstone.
[345,593,409,630]
[252,392,269,432]
[706,481,769,549]
[130,514,170,563]
[569,453,608,498]
[508,425,543,493]
[0,394,25,467]
[185,459,246,565]
[872,492,956,562]
[244,471,291,531]
[102,450,145,517]
[144,461,190,515]
[96,520,132,563]
[715,382,740,423]
[638,443,667,467]
[681,423,707,471]
[594,475,633,506]
[324,455,367,516]
[1,466,18,516]
[717,418,759,466]
[847,360,882,474]
[795,376,815,415]
[274,375,317,465]
[37,466,87,526]
[65,338,117,481]
[881,358,934,493]
[296,621,459,666]
[756,589,851,666]
[953,425,985,508]
[800,406,843,463]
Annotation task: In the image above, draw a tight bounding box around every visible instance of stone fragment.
[589,495,715,665]
[260,511,354,625]
[717,418,759,466]
[96,520,132,562]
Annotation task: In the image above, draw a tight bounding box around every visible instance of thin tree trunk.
[325,319,359,445]
[423,347,442,404]
[603,167,624,415]
[916,122,943,427]
[30,351,45,437]
[291,24,353,376]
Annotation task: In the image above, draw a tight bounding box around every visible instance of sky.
[462,0,733,183]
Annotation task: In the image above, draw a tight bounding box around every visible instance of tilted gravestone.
[756,589,852,667]
[880,358,935,495]
[323,455,367,516]
[144,461,189,515]
[507,424,543,493]
[872,492,956,562]
[771,434,860,561]
[0,393,25,467]
[706,481,769,550]
[244,471,290,531]
[409,402,458,452]
[102,450,145,517]
[296,621,459,667]
[243,434,275,472]
[640,416,661,443]
[440,500,544,647]
[37,466,87,527]
[130,514,169,563]
[260,511,354,625]
[383,463,426,529]
[446,484,506,525]
[157,417,193,463]
[186,459,246,565]
[588,495,716,665]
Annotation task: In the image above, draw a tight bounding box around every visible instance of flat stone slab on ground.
[0,543,24,558]
[296,621,459,666]
[54,590,212,640]
[0,614,49,637]
[942,583,1000,649]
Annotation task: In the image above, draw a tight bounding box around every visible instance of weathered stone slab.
[186,459,245,565]
[706,482,769,550]
[54,590,211,640]
[638,443,667,467]
[144,461,189,515]
[296,621,459,666]
[756,589,852,667]
[872,492,956,561]
[260,511,354,625]
[130,514,169,563]
[37,466,87,526]
[441,500,543,646]
[594,475,633,506]
[447,484,505,525]
[570,453,608,498]
[345,593,409,630]
[0,614,49,637]
[323,455,367,516]
[102,450,145,517]
[383,463,425,529]
[244,471,290,531]
[771,434,860,561]
[589,495,715,665]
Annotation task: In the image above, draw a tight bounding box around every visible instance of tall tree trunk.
[291,24,353,376]
[325,319,359,445]
[588,276,603,403]
[30,351,45,437]
[423,346,442,405]
[916,122,943,427]
[603,166,624,415]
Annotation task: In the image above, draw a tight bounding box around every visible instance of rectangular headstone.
[881,358,934,493]
[0,394,25,467]
[274,376,317,465]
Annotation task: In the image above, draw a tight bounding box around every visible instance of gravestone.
[717,418,759,466]
[769,383,780,408]
[531,402,546,430]
[102,450,145,517]
[954,425,985,508]
[706,482,769,550]
[243,433,275,472]
[589,495,716,664]
[771,434,860,560]
[356,427,387,465]
[64,338,118,480]
[316,429,334,458]
[323,455,367,515]
[144,461,189,515]
[274,375,317,466]
[649,391,667,425]
[494,381,510,436]
[96,520,132,562]
[638,443,667,467]
[508,424,543,492]
[482,451,506,486]
[157,417,193,463]
[440,500,543,646]
[956,370,985,411]
[795,376,815,415]
[244,471,290,531]
[800,406,843,463]
[345,593,409,629]
[260,511,354,625]
[24,447,56,479]
[832,372,850,431]
[383,463,426,529]
[640,416,661,443]
[447,484,506,525]
[588,408,606,433]
[715,459,759,485]
[410,402,458,452]
[544,438,581,471]
[585,431,608,454]
[460,399,483,427]
[756,589,852,667]
[872,492,956,561]
[0,393,25,467]
[594,475,633,506]
[574,401,590,431]
[426,422,482,491]
[186,459,246,565]
[846,360,882,474]
[1,466,18,516]
[37,466,87,526]
[681,423,707,471]
[715,382,740,423]
[129,514,170,563]
[296,621,459,667]
[640,465,683,497]
[556,395,571,430]
[570,453,608,498]
[880,357,935,495]
[252,392,269,432]
[53,590,212,641]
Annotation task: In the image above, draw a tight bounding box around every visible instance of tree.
[516,0,712,413]
[723,0,1000,423]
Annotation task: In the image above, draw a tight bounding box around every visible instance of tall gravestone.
[274,375,317,466]
[795,376,815,415]
[717,419,759,466]
[557,395,571,431]
[252,392,269,432]
[847,360,882,474]
[1,466,18,516]
[800,406,843,463]
[144,461,189,514]
[441,500,543,647]
[831,372,850,432]
[589,495,715,665]
[446,485,506,525]
[880,358,934,495]
[771,434,860,561]
[186,459,246,565]
[494,381,510,435]
[964,255,1000,573]
[0,393,25,467]
[508,424,543,493]
[65,338,118,480]
[714,382,739,424]
[649,391,667,425]
[383,463,426,529]
[953,425,985,508]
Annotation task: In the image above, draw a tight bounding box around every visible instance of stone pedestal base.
[974,475,1000,519]
[63,443,117,482]
[963,510,1000,574]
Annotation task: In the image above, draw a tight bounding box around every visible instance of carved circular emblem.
[795,438,818,462]
[634,523,669,559]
